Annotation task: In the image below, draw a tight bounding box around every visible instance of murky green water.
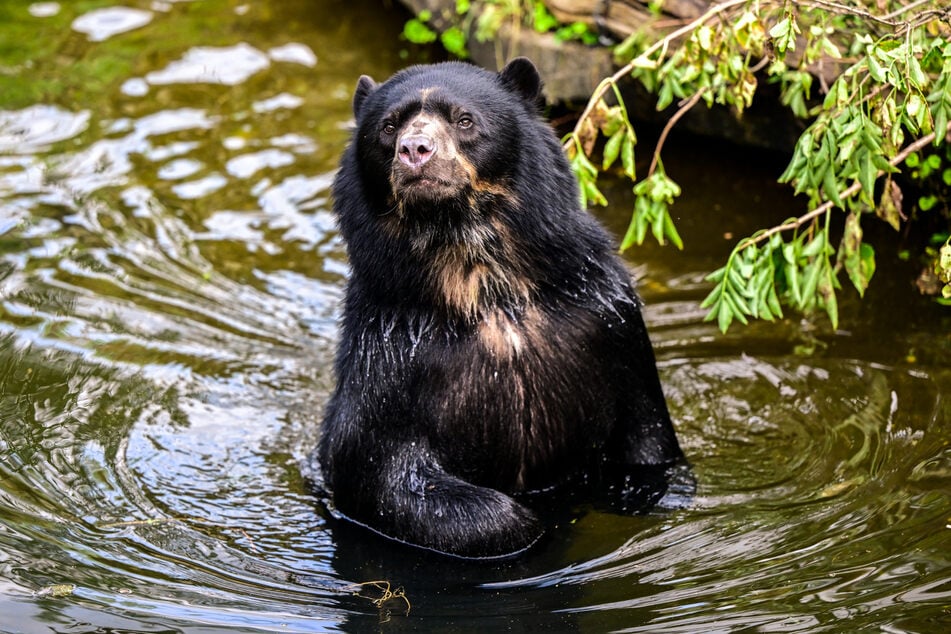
[1,1,949,632]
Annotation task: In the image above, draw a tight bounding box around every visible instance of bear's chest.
[412,307,613,490]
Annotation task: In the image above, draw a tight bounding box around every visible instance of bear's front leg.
[595,301,692,512]
[321,435,543,559]
[606,301,684,468]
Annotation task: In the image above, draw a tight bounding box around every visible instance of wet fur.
[316,58,683,558]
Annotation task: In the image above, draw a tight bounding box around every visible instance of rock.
[399,0,614,102]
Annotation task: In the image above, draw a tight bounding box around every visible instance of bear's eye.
[457,116,474,130]
[382,122,396,135]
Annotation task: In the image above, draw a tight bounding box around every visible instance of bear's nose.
[397,134,435,168]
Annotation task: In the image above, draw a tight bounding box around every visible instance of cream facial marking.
[395,113,460,161]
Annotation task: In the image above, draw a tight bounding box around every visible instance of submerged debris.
[34,584,76,598]
[346,580,411,617]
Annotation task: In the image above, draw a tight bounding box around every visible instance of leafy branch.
[738,127,944,251]
[704,124,949,332]
[560,0,951,332]
[563,0,751,253]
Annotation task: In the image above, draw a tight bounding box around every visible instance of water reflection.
[145,44,273,87]
[0,105,90,153]
[1,0,950,631]
[71,7,153,42]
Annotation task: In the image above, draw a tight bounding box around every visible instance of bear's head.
[349,58,543,215]
[335,58,588,317]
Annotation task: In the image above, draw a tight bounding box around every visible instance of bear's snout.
[398,133,435,169]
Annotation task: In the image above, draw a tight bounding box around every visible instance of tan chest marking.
[478,306,547,359]
[430,219,531,319]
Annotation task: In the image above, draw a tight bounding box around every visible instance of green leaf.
[919,195,938,211]
[621,134,636,180]
[821,37,841,60]
[822,166,844,208]
[440,27,468,57]
[725,292,751,324]
[823,280,840,329]
[802,232,825,258]
[906,92,925,122]
[878,39,901,52]
[600,106,625,137]
[663,209,684,250]
[769,18,790,41]
[858,152,876,203]
[619,212,640,252]
[766,281,783,319]
[627,170,682,249]
[867,54,886,82]
[603,129,624,170]
[779,149,806,184]
[696,25,714,51]
[907,54,927,89]
[633,199,650,244]
[858,243,876,291]
[934,106,948,146]
[786,261,802,305]
[871,152,897,174]
[403,17,437,45]
[801,260,822,308]
[728,266,746,291]
[651,200,666,244]
[569,145,607,208]
[717,300,733,333]
[705,266,727,284]
[584,179,608,206]
[533,1,560,33]
[657,81,674,111]
[700,284,722,310]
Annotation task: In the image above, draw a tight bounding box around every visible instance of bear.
[315,57,684,559]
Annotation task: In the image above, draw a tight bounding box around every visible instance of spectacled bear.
[315,57,684,559]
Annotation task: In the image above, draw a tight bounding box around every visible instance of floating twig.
[345,580,411,616]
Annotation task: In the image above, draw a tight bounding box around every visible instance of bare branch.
[881,0,940,21]
[648,88,709,178]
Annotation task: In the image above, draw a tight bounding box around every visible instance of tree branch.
[881,0,939,21]
[563,0,947,156]
[795,0,946,35]
[740,121,951,250]
[647,87,709,178]
[563,0,752,153]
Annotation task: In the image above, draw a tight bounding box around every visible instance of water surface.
[1,1,949,632]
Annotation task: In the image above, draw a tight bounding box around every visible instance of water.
[1,1,949,632]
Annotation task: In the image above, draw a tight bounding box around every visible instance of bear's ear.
[498,57,542,104]
[353,75,378,118]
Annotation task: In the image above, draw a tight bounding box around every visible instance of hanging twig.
[647,87,710,178]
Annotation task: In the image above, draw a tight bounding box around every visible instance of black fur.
[315,58,683,559]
